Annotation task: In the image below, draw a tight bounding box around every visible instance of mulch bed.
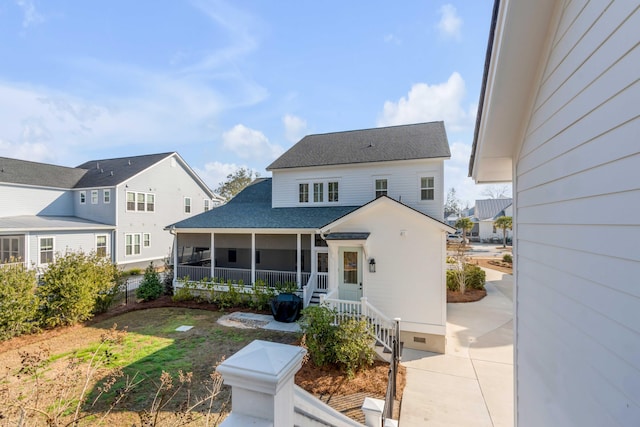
[447,288,487,303]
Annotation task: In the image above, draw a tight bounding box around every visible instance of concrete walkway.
[399,269,514,426]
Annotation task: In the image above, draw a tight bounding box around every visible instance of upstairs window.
[91,190,99,204]
[103,190,111,204]
[146,194,155,212]
[80,191,86,204]
[127,192,135,211]
[313,183,324,203]
[420,177,435,201]
[204,199,210,212]
[328,182,339,202]
[137,193,146,211]
[143,233,151,247]
[96,235,107,257]
[184,197,191,213]
[375,179,388,198]
[126,191,155,212]
[299,183,309,203]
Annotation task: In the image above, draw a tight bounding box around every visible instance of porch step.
[308,290,327,306]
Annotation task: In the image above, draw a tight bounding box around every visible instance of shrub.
[333,319,375,377]
[37,251,119,327]
[447,264,486,292]
[162,257,174,296]
[502,253,513,263]
[0,263,38,340]
[136,263,164,302]
[249,280,275,311]
[299,306,337,366]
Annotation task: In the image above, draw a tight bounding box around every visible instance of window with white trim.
[91,190,99,204]
[299,183,309,203]
[204,199,210,212]
[146,194,155,212]
[184,197,191,213]
[126,192,135,211]
[96,235,107,257]
[137,193,146,211]
[0,236,21,263]
[126,191,155,212]
[39,237,54,264]
[313,183,324,202]
[80,191,86,204]
[125,234,141,256]
[143,233,151,247]
[328,182,339,202]
[103,189,111,204]
[375,179,388,198]
[420,177,435,201]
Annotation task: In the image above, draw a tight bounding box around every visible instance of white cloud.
[15,0,44,28]
[444,141,478,208]
[436,4,462,40]
[384,33,401,45]
[222,124,283,161]
[194,161,255,190]
[377,72,475,131]
[282,114,308,143]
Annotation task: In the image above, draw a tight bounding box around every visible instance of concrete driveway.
[399,268,513,426]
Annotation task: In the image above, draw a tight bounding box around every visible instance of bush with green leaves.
[37,251,119,328]
[0,264,39,340]
[136,263,164,302]
[249,280,275,311]
[333,318,375,377]
[299,305,337,366]
[502,253,513,263]
[446,264,486,292]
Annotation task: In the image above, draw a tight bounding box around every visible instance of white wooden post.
[217,340,306,426]
[362,397,384,427]
[296,233,301,288]
[210,232,215,279]
[251,233,256,285]
[172,231,178,285]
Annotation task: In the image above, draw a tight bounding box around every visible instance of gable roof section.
[0,157,87,189]
[267,121,450,170]
[74,152,174,188]
[474,198,512,220]
[169,178,359,230]
[320,195,455,233]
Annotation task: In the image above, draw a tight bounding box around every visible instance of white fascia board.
[172,228,317,235]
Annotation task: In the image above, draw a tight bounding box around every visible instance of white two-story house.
[170,122,455,353]
[0,152,221,271]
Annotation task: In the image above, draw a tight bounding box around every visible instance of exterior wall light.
[369,258,376,273]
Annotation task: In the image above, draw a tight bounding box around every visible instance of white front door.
[339,247,363,301]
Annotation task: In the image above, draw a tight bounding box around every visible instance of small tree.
[215,167,260,201]
[494,216,513,248]
[136,263,164,302]
[454,217,474,246]
[299,306,337,366]
[0,263,38,340]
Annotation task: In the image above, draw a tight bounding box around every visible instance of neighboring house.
[170,122,455,352]
[469,198,512,241]
[0,153,221,270]
[470,1,639,426]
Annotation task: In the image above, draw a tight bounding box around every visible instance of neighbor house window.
[420,177,435,201]
[1,236,21,263]
[299,183,309,203]
[103,190,111,204]
[125,234,141,256]
[80,191,86,204]
[126,192,135,211]
[184,197,191,213]
[375,179,388,198]
[137,193,146,211]
[204,199,210,212]
[314,183,324,203]
[91,190,98,204]
[146,194,155,212]
[39,237,54,264]
[328,182,339,202]
[96,235,107,257]
[143,233,151,247]
[228,249,237,263]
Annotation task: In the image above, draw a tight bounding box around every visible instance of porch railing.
[320,295,398,353]
[303,272,318,307]
[175,265,308,288]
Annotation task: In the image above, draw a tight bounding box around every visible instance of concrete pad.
[470,320,513,365]
[264,320,301,332]
[402,351,477,380]
[400,368,493,427]
[473,360,514,427]
[175,325,193,332]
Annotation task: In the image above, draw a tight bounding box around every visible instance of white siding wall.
[27,231,110,267]
[326,200,446,335]
[115,155,212,267]
[514,2,640,425]
[0,184,74,216]
[271,158,445,220]
[74,188,116,225]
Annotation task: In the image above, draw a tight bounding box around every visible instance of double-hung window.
[184,197,191,213]
[146,194,155,212]
[80,191,86,204]
[91,190,98,204]
[125,234,141,256]
[39,237,54,264]
[313,183,324,203]
[143,233,151,247]
[328,182,339,202]
[137,193,146,211]
[126,191,155,212]
[103,190,111,204]
[96,235,107,257]
[126,192,136,211]
[375,179,388,198]
[204,199,210,212]
[420,177,435,201]
[299,183,309,203]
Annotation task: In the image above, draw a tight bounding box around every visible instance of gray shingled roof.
[474,198,512,220]
[0,215,114,231]
[0,157,87,188]
[169,178,359,229]
[267,121,450,170]
[75,152,173,188]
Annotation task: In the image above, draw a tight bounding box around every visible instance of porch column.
[172,231,178,284]
[296,233,301,287]
[251,233,256,285]
[310,233,316,275]
[210,232,215,279]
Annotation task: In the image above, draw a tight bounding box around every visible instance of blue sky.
[0,0,500,206]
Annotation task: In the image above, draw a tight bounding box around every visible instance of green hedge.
[0,264,38,341]
[446,264,486,292]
